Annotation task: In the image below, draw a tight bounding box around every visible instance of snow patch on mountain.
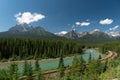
[55,31,67,36]
[107,32,120,37]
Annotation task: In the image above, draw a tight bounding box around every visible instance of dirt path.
[100,51,117,62]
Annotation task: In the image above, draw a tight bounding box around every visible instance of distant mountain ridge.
[0,23,120,43]
[0,23,58,38]
[64,29,79,39]
[55,29,117,43]
[55,29,116,43]
[57,29,112,39]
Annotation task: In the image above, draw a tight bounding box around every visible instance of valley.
[0,0,120,80]
[0,38,120,80]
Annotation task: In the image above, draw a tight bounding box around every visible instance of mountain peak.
[90,29,101,34]
[64,29,79,39]
[93,29,100,32]
[9,23,32,32]
[0,24,57,38]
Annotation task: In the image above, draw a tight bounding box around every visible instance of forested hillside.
[0,39,120,80]
[0,38,83,61]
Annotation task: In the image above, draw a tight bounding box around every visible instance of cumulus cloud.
[15,12,45,24]
[75,21,90,26]
[109,25,119,31]
[81,22,90,26]
[75,22,81,26]
[99,18,113,25]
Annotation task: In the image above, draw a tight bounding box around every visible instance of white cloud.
[75,22,81,26]
[59,31,67,34]
[81,22,90,26]
[109,25,119,31]
[99,18,113,25]
[75,21,90,26]
[15,12,45,24]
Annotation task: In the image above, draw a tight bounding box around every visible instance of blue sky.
[0,0,120,33]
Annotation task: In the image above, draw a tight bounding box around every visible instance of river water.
[31,48,99,71]
[0,48,100,72]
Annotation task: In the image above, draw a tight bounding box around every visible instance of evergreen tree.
[35,60,44,80]
[99,55,102,59]
[96,58,103,74]
[0,69,9,80]
[23,60,28,76]
[83,68,89,80]
[71,56,84,80]
[35,59,40,72]
[12,73,18,80]
[36,71,44,80]
[78,56,84,80]
[0,52,2,60]
[27,63,33,80]
[64,66,71,80]
[103,61,108,72]
[8,63,18,80]
[34,50,38,59]
[85,59,100,80]
[71,56,79,78]
[0,38,84,60]
[65,75,71,80]
[58,54,65,78]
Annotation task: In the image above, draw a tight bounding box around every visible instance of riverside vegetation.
[0,38,120,80]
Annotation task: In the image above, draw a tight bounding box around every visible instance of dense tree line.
[98,41,120,54]
[0,39,120,79]
[0,38,83,61]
